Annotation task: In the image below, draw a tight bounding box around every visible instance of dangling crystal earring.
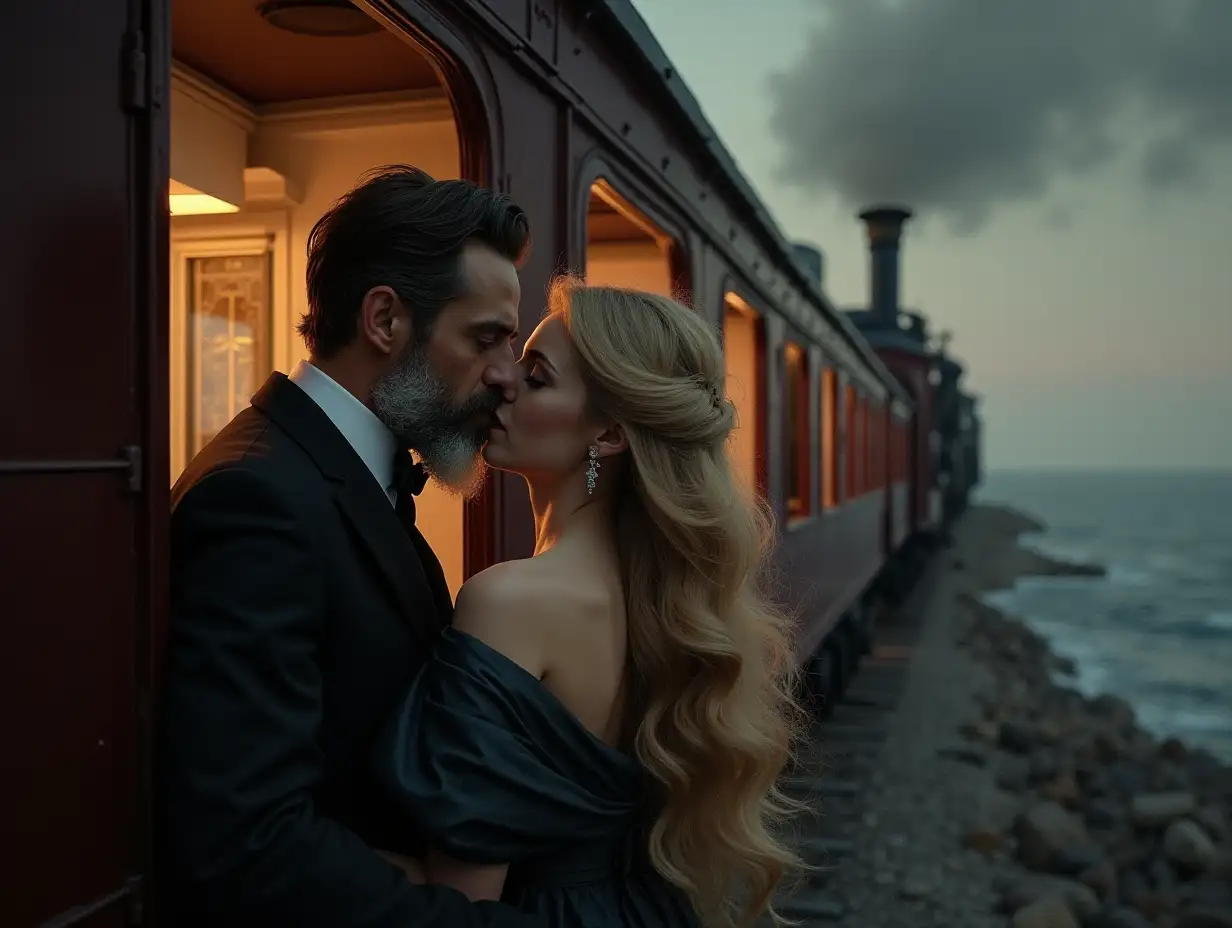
[586,445,600,496]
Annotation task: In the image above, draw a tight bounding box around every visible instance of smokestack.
[791,242,825,290]
[858,205,913,326]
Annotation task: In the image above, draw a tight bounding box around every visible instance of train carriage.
[0,1,976,924]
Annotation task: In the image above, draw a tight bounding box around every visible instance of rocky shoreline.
[949,507,1231,928]
[821,505,1231,928]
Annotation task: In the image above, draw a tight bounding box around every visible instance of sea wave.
[984,576,1232,762]
[1205,610,1232,632]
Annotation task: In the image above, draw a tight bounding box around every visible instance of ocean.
[976,469,1232,763]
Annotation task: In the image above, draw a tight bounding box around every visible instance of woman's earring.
[586,445,600,496]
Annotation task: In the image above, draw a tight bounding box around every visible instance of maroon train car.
[847,207,945,545]
[0,2,964,924]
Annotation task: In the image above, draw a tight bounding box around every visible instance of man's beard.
[371,343,497,499]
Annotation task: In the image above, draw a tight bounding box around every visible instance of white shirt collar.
[288,360,399,501]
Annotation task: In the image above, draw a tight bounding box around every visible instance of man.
[158,165,536,927]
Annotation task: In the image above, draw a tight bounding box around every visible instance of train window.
[784,341,811,519]
[901,421,909,482]
[169,0,470,595]
[821,367,838,508]
[860,398,871,492]
[866,401,876,491]
[723,294,765,498]
[890,421,900,483]
[857,396,867,495]
[843,383,857,500]
[878,408,888,489]
[871,403,884,490]
[586,180,680,298]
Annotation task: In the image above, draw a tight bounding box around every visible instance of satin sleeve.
[371,629,641,864]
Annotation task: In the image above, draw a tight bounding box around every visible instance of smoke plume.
[767,0,1232,232]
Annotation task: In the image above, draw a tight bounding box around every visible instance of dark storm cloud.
[767,0,1232,232]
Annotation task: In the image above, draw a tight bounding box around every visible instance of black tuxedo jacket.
[158,373,535,927]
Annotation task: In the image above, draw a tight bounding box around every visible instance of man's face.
[371,242,521,498]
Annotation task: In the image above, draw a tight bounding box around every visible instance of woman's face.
[483,314,597,479]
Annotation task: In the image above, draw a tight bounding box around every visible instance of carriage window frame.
[783,340,811,521]
[820,366,838,509]
[168,220,292,483]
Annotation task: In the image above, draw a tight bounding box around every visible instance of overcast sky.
[631,0,1232,471]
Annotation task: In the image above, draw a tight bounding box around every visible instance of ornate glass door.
[169,237,274,480]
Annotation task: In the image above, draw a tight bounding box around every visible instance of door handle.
[0,445,143,492]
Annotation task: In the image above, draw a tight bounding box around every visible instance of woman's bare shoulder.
[452,553,599,675]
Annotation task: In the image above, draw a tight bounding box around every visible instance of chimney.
[791,242,825,290]
[858,205,913,327]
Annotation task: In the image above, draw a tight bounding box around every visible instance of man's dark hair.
[300,164,531,358]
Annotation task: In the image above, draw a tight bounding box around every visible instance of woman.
[372,277,803,928]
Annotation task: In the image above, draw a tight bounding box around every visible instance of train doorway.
[3,2,492,925]
[168,0,478,597]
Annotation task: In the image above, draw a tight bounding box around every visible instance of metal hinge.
[122,30,148,112]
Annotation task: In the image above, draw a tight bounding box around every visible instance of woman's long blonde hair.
[551,276,805,927]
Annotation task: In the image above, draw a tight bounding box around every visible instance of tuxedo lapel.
[332,479,440,648]
[251,373,440,648]
[402,509,454,624]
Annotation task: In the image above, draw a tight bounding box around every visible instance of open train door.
[0,1,169,924]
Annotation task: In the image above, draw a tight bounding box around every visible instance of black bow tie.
[392,449,429,497]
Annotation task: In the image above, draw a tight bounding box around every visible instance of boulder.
[1078,859,1118,901]
[937,744,989,768]
[1000,763,1033,793]
[1029,749,1063,785]
[959,719,1000,744]
[1130,792,1198,829]
[1089,694,1137,730]
[1206,846,1232,881]
[1194,805,1228,843]
[1001,719,1039,754]
[1012,895,1079,928]
[1017,801,1096,873]
[1084,799,1123,830]
[963,826,1004,858]
[1163,819,1218,873]
[1041,771,1081,807]
[999,875,1100,921]
[1084,907,1153,928]
[1051,846,1105,877]
[1161,737,1190,764]
[1187,878,1232,910]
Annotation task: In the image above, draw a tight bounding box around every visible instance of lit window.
[784,342,811,518]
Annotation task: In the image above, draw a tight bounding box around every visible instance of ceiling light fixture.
[256,1,383,38]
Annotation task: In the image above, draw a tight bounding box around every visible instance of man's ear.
[358,286,409,356]
[593,422,628,460]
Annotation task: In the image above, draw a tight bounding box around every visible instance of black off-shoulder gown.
[371,628,699,928]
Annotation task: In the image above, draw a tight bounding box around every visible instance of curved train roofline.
[566,0,913,407]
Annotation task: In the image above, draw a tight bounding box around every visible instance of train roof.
[844,308,937,358]
[595,1,912,406]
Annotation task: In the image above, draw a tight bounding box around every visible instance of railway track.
[770,559,942,924]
